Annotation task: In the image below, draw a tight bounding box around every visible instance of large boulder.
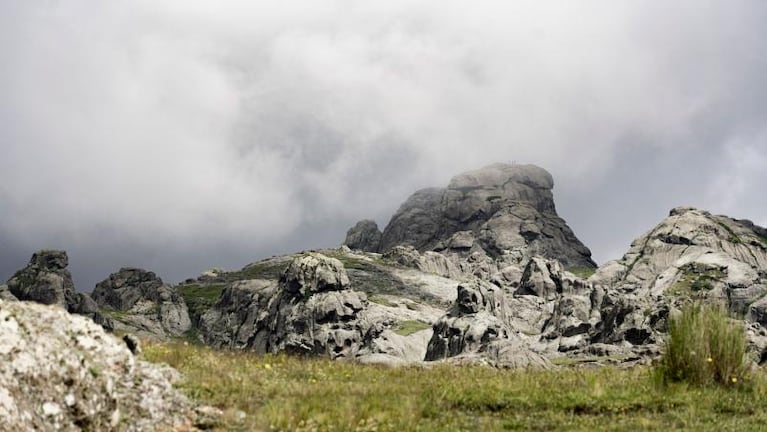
[6,250,113,330]
[92,268,191,338]
[0,299,195,431]
[343,219,383,252]
[377,163,595,270]
[7,250,78,309]
[201,254,373,358]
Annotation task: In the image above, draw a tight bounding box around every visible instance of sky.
[1,1,766,290]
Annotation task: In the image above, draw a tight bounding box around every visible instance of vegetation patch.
[656,303,749,387]
[393,320,431,336]
[177,283,227,325]
[230,261,289,281]
[368,295,398,308]
[568,267,597,279]
[143,342,767,431]
[716,221,742,244]
[667,265,725,298]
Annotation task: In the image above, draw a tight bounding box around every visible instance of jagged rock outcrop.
[201,254,373,358]
[200,252,448,364]
[92,268,191,338]
[6,250,113,330]
[344,219,383,252]
[426,279,551,368]
[0,299,195,431]
[589,208,767,346]
[376,163,595,270]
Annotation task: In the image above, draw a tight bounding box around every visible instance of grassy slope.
[144,342,767,431]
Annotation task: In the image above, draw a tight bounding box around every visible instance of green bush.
[656,303,749,387]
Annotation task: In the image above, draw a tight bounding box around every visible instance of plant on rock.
[656,303,749,387]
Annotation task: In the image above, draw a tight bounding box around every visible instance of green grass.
[656,304,749,388]
[393,320,431,336]
[178,283,227,325]
[716,221,742,244]
[667,266,726,298]
[568,267,597,279]
[368,295,398,307]
[143,342,767,431]
[230,261,288,281]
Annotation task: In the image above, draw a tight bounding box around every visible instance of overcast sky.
[1,1,766,290]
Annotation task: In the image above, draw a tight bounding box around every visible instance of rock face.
[374,163,595,270]
[92,268,191,337]
[201,254,371,358]
[588,207,767,350]
[0,299,194,431]
[426,279,551,368]
[344,219,383,252]
[200,252,446,364]
[6,250,113,330]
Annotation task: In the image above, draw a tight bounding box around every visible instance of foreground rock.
[92,268,191,338]
[6,250,113,330]
[0,299,194,431]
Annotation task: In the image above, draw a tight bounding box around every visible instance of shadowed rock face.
[6,250,113,330]
[375,163,595,270]
[344,219,383,252]
[92,268,191,337]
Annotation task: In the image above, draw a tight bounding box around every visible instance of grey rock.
[92,268,191,337]
[0,284,17,301]
[0,299,194,431]
[6,250,114,330]
[344,219,383,252]
[378,163,596,270]
[426,278,549,368]
[7,250,77,309]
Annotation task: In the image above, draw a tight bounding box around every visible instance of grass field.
[143,342,767,431]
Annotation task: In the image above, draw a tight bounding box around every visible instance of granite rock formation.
[6,250,113,330]
[92,268,191,338]
[374,163,595,270]
[343,219,383,252]
[0,298,195,431]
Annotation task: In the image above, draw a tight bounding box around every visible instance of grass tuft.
[656,303,749,387]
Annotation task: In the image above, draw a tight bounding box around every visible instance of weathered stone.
[344,219,383,252]
[92,268,191,337]
[0,299,195,431]
[377,164,596,270]
[6,250,114,330]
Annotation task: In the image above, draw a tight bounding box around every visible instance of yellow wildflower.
[264,363,272,370]
[707,357,713,363]
[732,377,738,383]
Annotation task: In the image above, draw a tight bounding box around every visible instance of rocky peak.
[363,163,594,269]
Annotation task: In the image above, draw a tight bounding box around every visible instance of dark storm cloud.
[1,1,766,289]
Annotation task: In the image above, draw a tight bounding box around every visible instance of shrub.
[656,303,749,387]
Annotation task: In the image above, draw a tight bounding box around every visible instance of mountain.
[6,164,767,368]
